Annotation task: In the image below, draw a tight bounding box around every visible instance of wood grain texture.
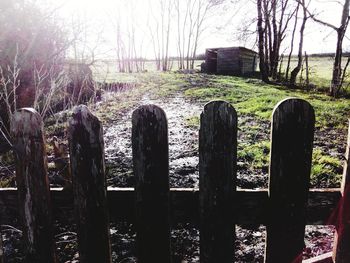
[69,105,111,263]
[265,98,315,263]
[11,108,57,263]
[132,105,171,263]
[199,101,237,263]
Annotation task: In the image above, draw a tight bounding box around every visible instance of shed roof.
[206,46,257,54]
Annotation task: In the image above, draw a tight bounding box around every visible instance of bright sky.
[44,0,348,59]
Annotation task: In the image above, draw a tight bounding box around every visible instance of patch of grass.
[93,73,180,124]
[185,115,200,128]
[310,148,343,187]
[238,140,270,171]
[0,175,15,188]
[183,73,348,187]
[184,74,350,131]
[45,122,67,137]
[280,56,350,94]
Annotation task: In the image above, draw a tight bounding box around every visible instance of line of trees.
[0,0,67,141]
[256,0,350,97]
[108,0,226,72]
[0,0,100,153]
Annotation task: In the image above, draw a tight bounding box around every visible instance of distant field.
[280,56,349,91]
[93,56,349,94]
[92,59,204,82]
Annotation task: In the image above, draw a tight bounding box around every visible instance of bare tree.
[0,0,68,144]
[161,0,172,71]
[289,0,309,87]
[260,0,296,79]
[298,0,350,96]
[257,0,270,82]
[285,2,300,80]
[173,0,225,70]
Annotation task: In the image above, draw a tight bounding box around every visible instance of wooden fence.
[0,98,349,263]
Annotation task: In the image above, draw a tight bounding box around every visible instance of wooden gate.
[1,98,349,263]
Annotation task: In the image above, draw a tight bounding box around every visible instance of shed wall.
[216,49,240,75]
[205,49,218,74]
[214,48,257,75]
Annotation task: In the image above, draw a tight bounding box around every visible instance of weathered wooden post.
[11,108,57,263]
[68,105,111,263]
[199,101,237,263]
[132,105,171,263]
[333,120,350,263]
[265,98,315,263]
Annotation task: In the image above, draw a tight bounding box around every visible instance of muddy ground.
[1,77,344,262]
[97,85,336,262]
[102,91,271,189]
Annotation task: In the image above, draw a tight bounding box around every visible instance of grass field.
[180,74,348,186]
[87,63,350,187]
[16,57,347,190]
[280,56,350,92]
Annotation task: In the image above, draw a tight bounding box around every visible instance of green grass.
[87,64,349,188]
[280,56,350,93]
[183,74,348,187]
[184,75,350,130]
[311,148,343,187]
[185,115,200,128]
[90,56,350,188]
[91,68,348,187]
[238,140,270,170]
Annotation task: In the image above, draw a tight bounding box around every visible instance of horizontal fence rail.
[0,98,349,263]
[0,187,342,225]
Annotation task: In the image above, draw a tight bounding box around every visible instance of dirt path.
[104,92,203,188]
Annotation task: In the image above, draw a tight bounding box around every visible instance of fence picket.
[11,108,57,263]
[68,105,111,263]
[265,98,315,263]
[132,105,171,263]
[199,101,237,263]
[332,120,350,263]
[5,99,350,263]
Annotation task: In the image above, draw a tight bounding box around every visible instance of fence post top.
[273,97,314,111]
[71,104,92,118]
[11,107,42,136]
[70,104,100,125]
[272,97,315,122]
[202,100,237,118]
[133,104,165,113]
[132,104,167,122]
[203,100,234,109]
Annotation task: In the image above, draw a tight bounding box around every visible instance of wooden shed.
[203,47,257,76]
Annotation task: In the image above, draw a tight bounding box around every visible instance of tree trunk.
[330,29,346,96]
[263,0,271,76]
[305,51,309,88]
[290,0,307,87]
[257,0,269,82]
[271,0,278,79]
[286,3,299,80]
